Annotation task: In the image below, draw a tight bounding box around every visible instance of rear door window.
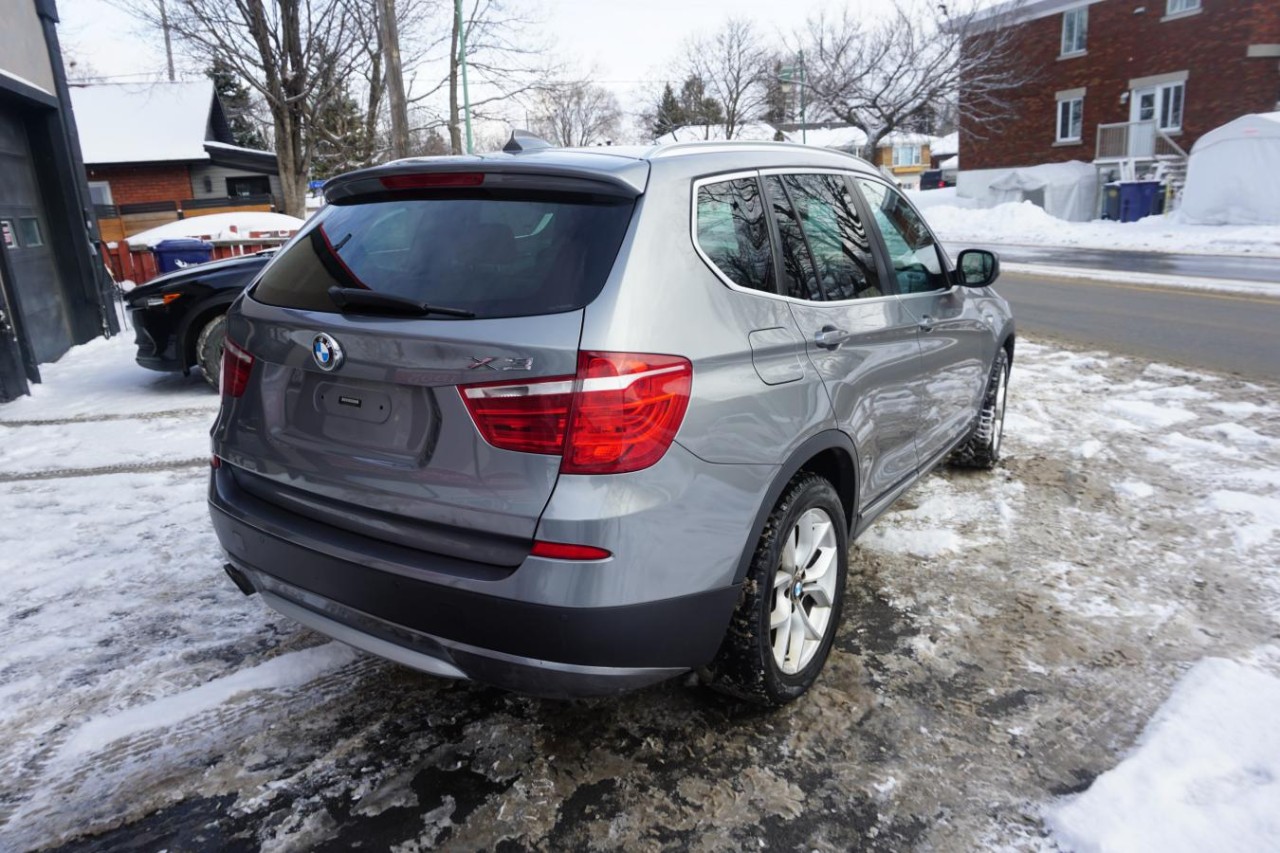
[694,177,775,293]
[783,174,882,300]
[252,191,635,318]
[763,176,821,301]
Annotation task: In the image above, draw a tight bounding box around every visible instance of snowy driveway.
[1,334,1278,850]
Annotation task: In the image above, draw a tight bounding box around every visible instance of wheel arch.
[732,430,860,585]
[179,296,237,369]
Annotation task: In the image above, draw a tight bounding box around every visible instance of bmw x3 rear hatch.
[211,162,644,563]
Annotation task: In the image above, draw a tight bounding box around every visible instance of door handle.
[918,315,935,333]
[814,326,849,350]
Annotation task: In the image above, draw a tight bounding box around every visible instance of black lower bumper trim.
[210,488,740,670]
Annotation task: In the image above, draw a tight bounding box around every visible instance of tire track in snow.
[0,458,208,483]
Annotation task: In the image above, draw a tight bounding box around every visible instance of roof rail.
[503,130,554,154]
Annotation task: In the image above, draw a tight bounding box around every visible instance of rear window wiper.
[326,286,476,318]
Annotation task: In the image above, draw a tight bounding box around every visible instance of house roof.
[70,81,272,167]
[785,126,868,151]
[930,132,959,157]
[653,123,784,144]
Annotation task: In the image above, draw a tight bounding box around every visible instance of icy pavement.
[1,334,1279,850]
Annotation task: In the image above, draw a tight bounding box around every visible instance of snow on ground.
[909,190,1280,258]
[124,212,304,249]
[1047,658,1280,852]
[0,333,1278,849]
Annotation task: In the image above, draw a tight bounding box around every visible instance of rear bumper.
[209,469,741,697]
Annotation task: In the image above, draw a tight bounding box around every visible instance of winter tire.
[704,472,848,706]
[951,347,1009,469]
[196,313,227,391]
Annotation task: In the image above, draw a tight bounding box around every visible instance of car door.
[762,171,923,510]
[851,177,992,468]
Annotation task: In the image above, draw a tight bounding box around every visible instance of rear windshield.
[251,191,635,318]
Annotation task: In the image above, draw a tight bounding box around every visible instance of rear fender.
[732,430,860,584]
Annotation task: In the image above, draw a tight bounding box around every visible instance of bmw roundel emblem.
[312,332,343,371]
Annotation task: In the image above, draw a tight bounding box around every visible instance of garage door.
[0,107,72,366]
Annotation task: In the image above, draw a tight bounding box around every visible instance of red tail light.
[459,351,693,475]
[530,540,612,561]
[220,337,254,398]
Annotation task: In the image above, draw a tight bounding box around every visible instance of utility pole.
[455,0,473,154]
[799,49,806,145]
[159,0,175,82]
[376,0,410,159]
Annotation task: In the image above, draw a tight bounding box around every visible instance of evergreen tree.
[678,75,724,130]
[761,59,790,126]
[651,83,685,139]
[206,60,267,150]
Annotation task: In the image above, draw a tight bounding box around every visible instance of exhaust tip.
[224,563,257,596]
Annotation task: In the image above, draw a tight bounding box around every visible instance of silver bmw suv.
[209,135,1014,705]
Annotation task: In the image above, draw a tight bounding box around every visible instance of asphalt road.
[995,270,1280,377]
[959,243,1280,284]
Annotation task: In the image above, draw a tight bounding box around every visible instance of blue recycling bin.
[153,238,213,273]
[1117,181,1164,223]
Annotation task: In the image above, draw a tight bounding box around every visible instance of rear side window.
[695,178,775,293]
[252,192,635,318]
[783,174,882,300]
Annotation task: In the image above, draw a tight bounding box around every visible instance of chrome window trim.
[689,169,899,308]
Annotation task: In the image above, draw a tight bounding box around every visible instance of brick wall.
[961,0,1280,171]
[86,164,193,207]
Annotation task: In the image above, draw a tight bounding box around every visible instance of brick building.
[958,0,1280,214]
[69,81,282,241]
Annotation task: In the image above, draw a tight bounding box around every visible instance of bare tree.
[530,79,621,147]
[798,0,1034,159]
[397,0,554,154]
[682,19,768,140]
[113,0,386,216]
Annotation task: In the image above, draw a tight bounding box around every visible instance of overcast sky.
[55,0,906,140]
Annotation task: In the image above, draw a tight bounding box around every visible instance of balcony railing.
[1096,121,1188,161]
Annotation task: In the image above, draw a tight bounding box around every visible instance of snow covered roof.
[71,81,248,165]
[940,155,959,170]
[785,126,868,151]
[653,123,783,144]
[931,132,959,157]
[126,212,304,248]
[879,130,934,147]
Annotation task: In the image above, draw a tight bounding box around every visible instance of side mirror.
[957,248,1000,288]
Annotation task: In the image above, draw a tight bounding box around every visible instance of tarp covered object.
[987,161,1097,222]
[1180,112,1280,225]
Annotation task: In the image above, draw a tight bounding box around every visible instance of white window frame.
[892,145,921,167]
[1166,0,1200,15]
[1061,7,1088,56]
[1157,81,1185,131]
[1056,96,1084,143]
[87,181,113,206]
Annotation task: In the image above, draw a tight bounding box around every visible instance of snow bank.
[1048,658,1280,853]
[913,199,1280,257]
[126,212,304,248]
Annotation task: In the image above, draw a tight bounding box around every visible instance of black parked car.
[124,251,274,388]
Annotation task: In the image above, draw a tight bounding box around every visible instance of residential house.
[0,0,118,401]
[653,122,945,189]
[70,81,283,241]
[958,0,1280,217]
